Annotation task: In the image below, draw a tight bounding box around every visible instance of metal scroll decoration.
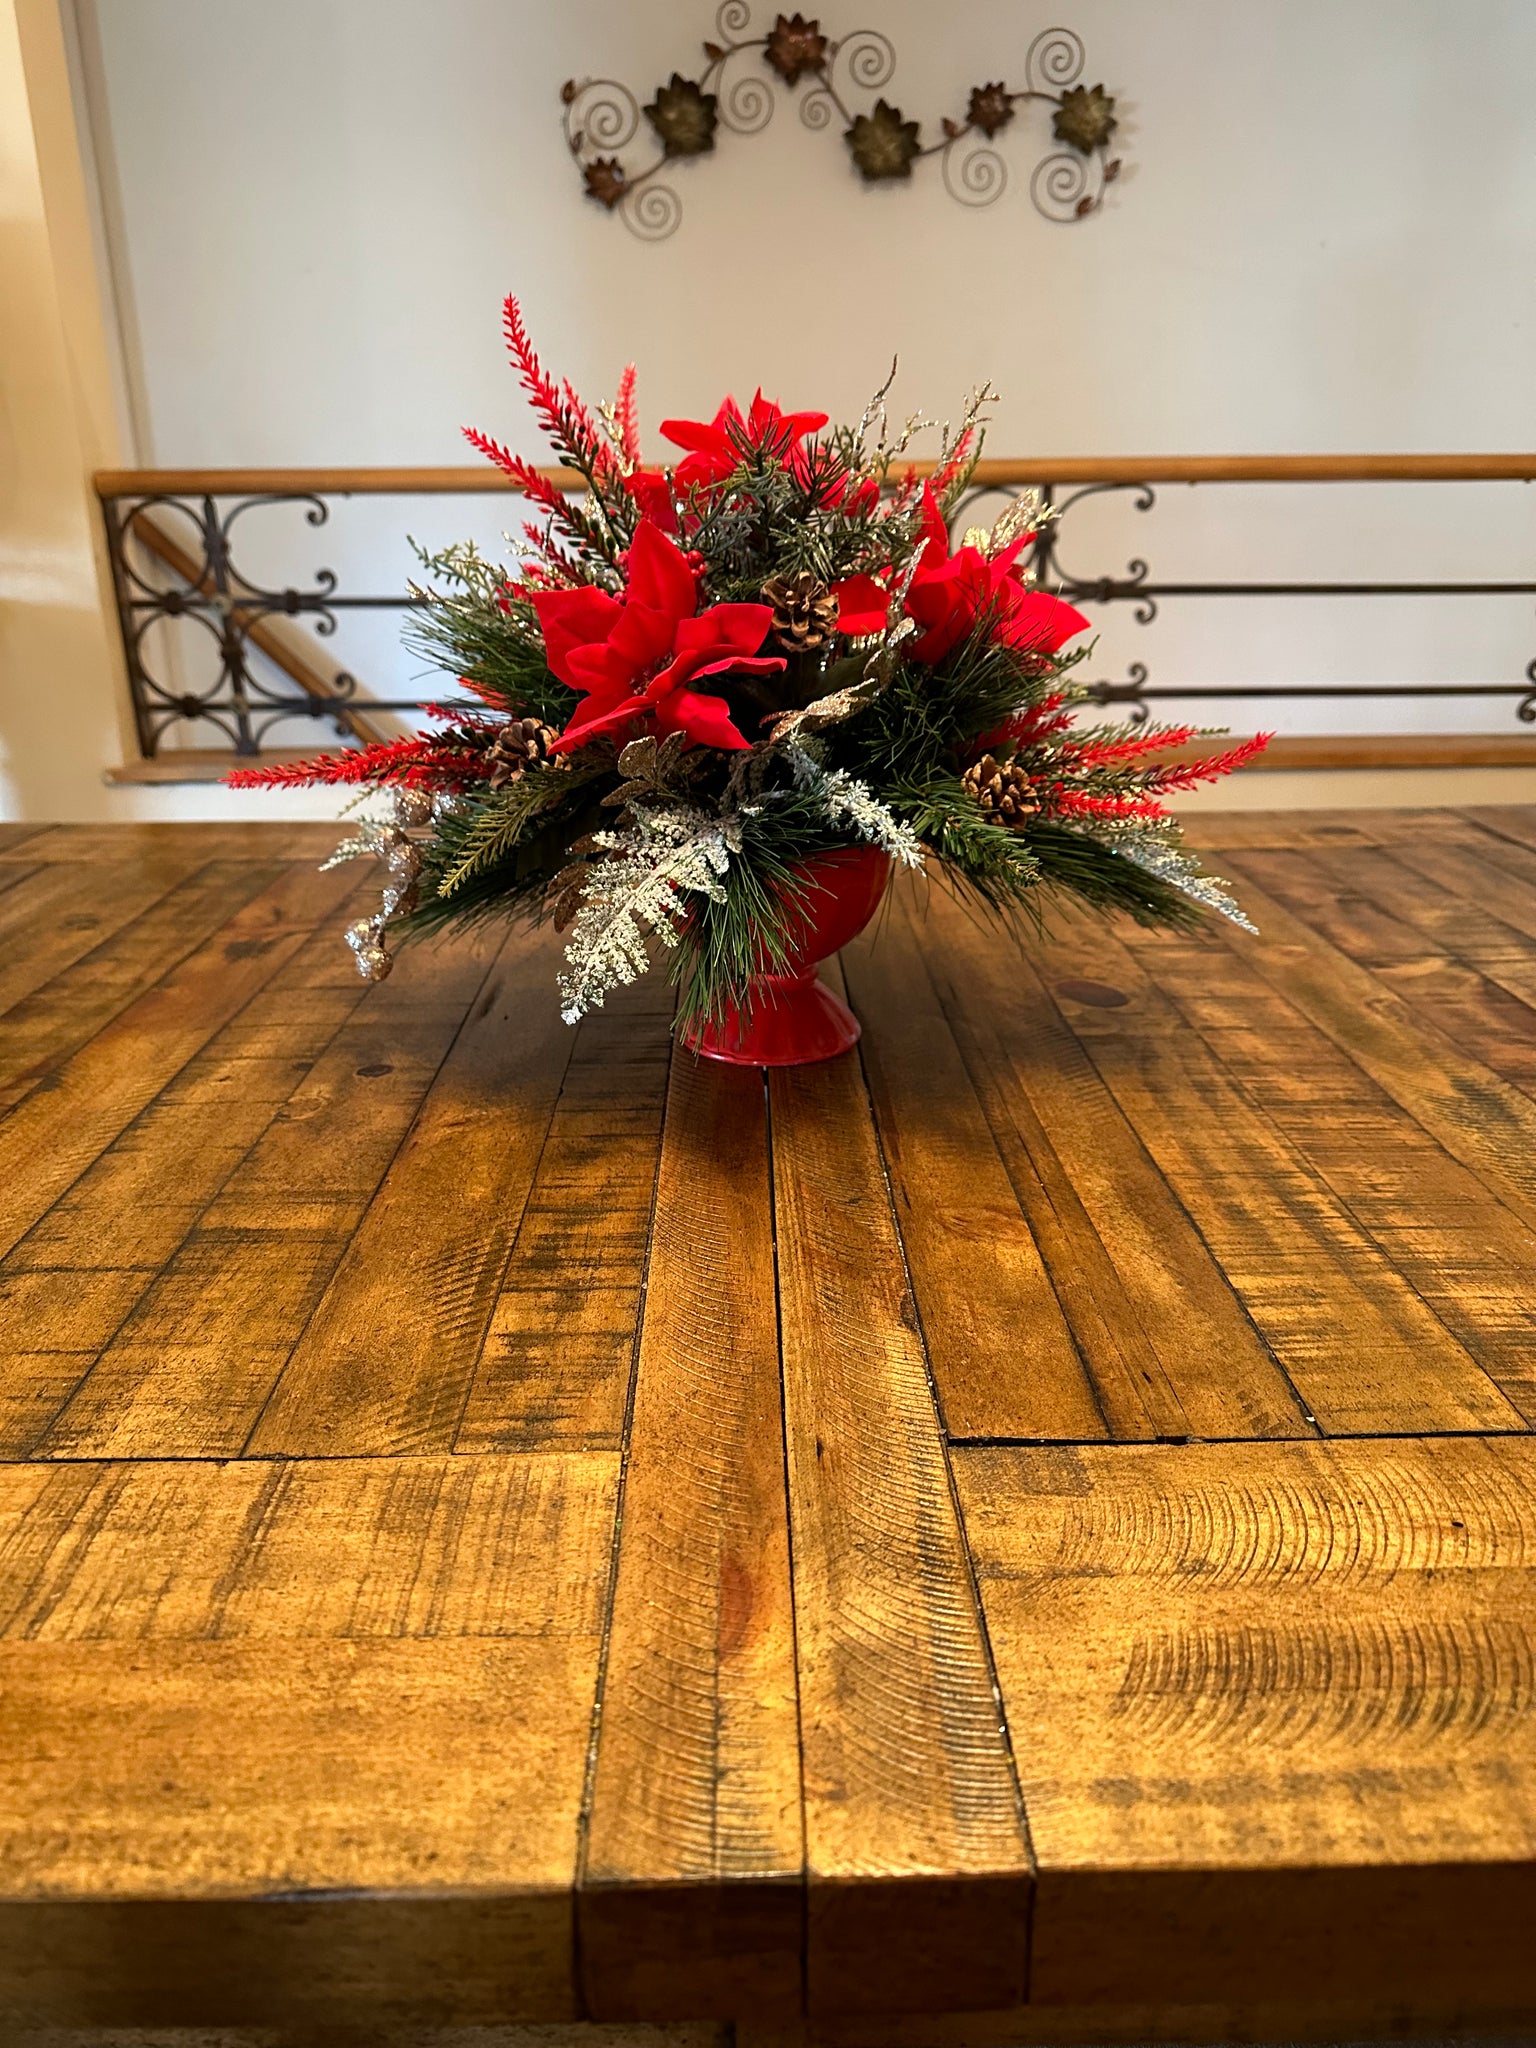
[561,6,1123,242]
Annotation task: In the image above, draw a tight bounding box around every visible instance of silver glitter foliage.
[557,804,740,1025]
[788,746,926,871]
[1115,835,1258,933]
[323,787,434,982]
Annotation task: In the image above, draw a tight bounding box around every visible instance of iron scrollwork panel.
[103,492,379,756]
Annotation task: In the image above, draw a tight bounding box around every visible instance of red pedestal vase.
[682,845,892,1067]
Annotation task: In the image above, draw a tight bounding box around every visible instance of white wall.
[20,0,1536,815]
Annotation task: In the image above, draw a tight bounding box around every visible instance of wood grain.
[0,1451,618,2027]
[2,887,371,1280]
[0,862,356,1266]
[244,925,574,1458]
[1021,919,1519,1435]
[456,976,673,1452]
[918,888,1310,1443]
[840,909,1100,1440]
[582,1054,801,2021]
[1122,935,1536,1428]
[956,1436,1536,2010]
[0,859,291,1109]
[7,814,1536,2031]
[1219,859,1536,1233]
[771,1046,1032,2016]
[0,822,344,862]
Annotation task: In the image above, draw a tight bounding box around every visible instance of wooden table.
[1,810,1534,2043]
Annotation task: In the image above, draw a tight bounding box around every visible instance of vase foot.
[682,975,861,1067]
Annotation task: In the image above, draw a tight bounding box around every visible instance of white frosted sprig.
[788,747,925,871]
[557,804,739,1025]
[1115,836,1257,933]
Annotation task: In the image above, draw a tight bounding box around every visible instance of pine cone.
[963,752,1039,827]
[486,716,559,789]
[763,570,839,653]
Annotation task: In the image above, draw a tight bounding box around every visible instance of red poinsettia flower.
[905,485,1090,666]
[661,391,830,491]
[531,520,783,753]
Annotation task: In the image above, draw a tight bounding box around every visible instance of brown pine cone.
[762,570,839,653]
[486,716,559,789]
[963,752,1039,826]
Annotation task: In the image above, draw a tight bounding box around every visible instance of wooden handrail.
[94,454,1536,497]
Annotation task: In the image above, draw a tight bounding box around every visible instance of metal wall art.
[561,5,1123,241]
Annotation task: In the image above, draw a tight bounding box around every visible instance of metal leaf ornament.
[846,99,922,181]
[1052,82,1117,154]
[764,10,828,83]
[562,11,1128,238]
[645,74,720,157]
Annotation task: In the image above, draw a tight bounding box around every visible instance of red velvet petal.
[653,686,750,751]
[623,518,698,622]
[674,603,775,656]
[1000,589,1091,654]
[550,690,649,753]
[607,601,677,678]
[691,653,787,680]
[530,584,623,686]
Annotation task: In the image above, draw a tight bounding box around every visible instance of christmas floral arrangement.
[231,297,1265,1063]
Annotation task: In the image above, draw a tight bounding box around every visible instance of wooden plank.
[1120,937,1536,1429]
[0,859,288,1105]
[0,825,50,855]
[242,925,574,1459]
[1218,859,1536,1235]
[0,858,200,1020]
[0,822,344,862]
[840,906,1103,1441]
[581,1055,802,2022]
[1462,803,1536,856]
[1026,922,1521,1436]
[1301,841,1536,967]
[0,863,356,1267]
[1174,810,1379,852]
[456,976,673,1453]
[38,926,503,1460]
[955,1436,1536,2010]
[781,1993,1536,2048]
[1176,808,1482,853]
[771,1048,1032,2017]
[3,887,372,1277]
[0,1451,617,2028]
[0,1272,147,1458]
[1392,827,1536,944]
[921,890,1310,1443]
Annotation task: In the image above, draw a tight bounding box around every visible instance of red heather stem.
[1056,724,1202,772]
[500,294,616,480]
[1048,787,1169,822]
[462,426,576,523]
[616,362,642,466]
[226,736,488,791]
[1142,732,1273,794]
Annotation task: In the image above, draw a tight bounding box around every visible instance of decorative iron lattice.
[97,476,1536,760]
[562,7,1124,242]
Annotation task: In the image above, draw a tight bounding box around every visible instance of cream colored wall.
[0,0,134,819]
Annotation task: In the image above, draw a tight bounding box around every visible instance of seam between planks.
[848,1001,1040,1890]
[764,1061,817,2018]
[570,1034,672,2020]
[231,929,545,1458]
